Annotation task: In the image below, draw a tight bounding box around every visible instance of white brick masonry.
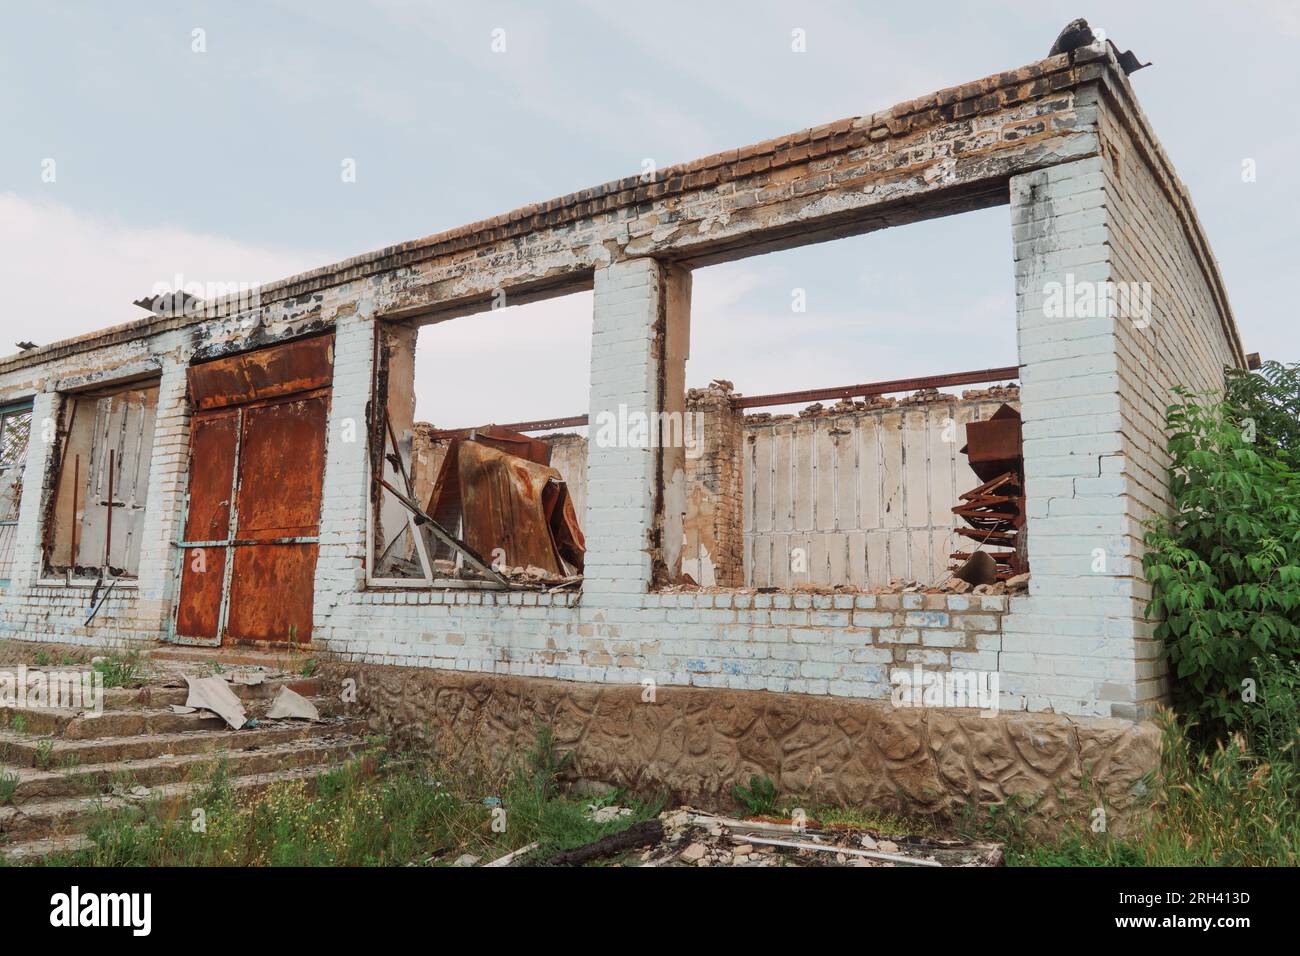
[0,49,1243,719]
[584,258,663,596]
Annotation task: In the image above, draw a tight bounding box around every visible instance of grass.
[17,728,663,868]
[0,771,17,806]
[93,651,149,689]
[961,711,1300,867]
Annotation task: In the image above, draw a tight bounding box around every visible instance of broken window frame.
[40,379,161,586]
[364,321,510,590]
[0,400,34,589]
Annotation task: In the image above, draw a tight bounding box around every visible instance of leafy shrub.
[965,711,1299,867]
[1143,384,1300,737]
[732,774,778,817]
[1225,359,1300,466]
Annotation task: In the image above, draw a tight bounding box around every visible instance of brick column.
[134,334,193,631]
[585,258,673,597]
[5,391,58,594]
[312,307,376,632]
[1004,155,1142,718]
[683,382,745,587]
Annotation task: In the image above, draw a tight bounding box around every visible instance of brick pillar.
[134,335,194,632]
[312,307,377,632]
[683,382,745,587]
[6,391,58,593]
[1005,155,1143,718]
[585,258,678,597]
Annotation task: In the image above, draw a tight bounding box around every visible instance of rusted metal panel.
[235,394,329,540]
[187,334,334,411]
[173,339,332,646]
[225,543,319,644]
[951,404,1026,580]
[465,425,552,466]
[174,547,226,639]
[455,441,580,575]
[960,403,1023,482]
[182,411,238,540]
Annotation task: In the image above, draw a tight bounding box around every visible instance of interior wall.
[744,391,1017,589]
[46,384,159,576]
[0,404,33,585]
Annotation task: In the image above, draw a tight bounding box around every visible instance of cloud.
[0,193,326,358]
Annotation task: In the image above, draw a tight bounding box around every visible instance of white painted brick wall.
[583,258,663,596]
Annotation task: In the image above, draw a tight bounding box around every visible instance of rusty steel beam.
[729,366,1021,410]
[431,415,590,440]
[428,366,1019,438]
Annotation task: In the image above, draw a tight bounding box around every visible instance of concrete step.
[0,832,94,863]
[4,733,366,802]
[147,646,317,669]
[0,738,368,843]
[0,720,353,768]
[1,695,349,739]
[3,673,324,712]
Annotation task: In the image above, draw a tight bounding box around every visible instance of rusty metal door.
[172,335,333,647]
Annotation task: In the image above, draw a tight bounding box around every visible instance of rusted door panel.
[235,395,328,540]
[188,334,335,411]
[174,548,226,640]
[182,411,238,540]
[225,543,318,643]
[173,409,238,643]
[172,334,333,648]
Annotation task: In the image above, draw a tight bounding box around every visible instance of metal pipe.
[427,366,1021,437]
[103,448,114,571]
[70,454,79,567]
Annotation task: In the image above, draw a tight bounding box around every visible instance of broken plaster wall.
[745,389,1020,589]
[0,288,351,649]
[373,323,421,577]
[1001,77,1241,719]
[409,385,1018,591]
[0,46,1242,732]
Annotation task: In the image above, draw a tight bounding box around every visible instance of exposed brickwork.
[0,45,1245,737]
[683,383,744,587]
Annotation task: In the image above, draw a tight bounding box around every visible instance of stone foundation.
[320,660,1159,833]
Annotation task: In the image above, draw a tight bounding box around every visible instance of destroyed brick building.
[0,35,1247,813]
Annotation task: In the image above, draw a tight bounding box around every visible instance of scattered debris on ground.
[465,807,1001,868]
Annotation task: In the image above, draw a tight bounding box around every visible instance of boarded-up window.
[0,403,34,586]
[46,385,159,577]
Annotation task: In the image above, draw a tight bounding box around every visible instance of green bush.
[1143,381,1300,737]
[732,775,778,817]
[1225,359,1300,466]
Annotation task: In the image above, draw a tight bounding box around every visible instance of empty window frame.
[0,402,34,587]
[366,302,590,590]
[44,383,160,579]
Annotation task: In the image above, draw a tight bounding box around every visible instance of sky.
[2,1,1295,428]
